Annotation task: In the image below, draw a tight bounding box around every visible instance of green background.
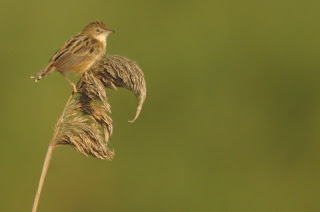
[1,0,320,211]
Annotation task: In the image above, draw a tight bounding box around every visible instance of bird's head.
[82,21,115,42]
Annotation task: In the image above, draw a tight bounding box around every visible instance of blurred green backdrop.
[1,0,320,211]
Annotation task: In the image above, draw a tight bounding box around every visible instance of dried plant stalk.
[32,55,146,212]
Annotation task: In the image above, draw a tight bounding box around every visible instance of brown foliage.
[52,55,146,160]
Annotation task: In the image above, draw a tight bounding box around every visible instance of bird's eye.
[96,29,101,33]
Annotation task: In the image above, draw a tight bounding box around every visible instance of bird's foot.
[71,83,78,93]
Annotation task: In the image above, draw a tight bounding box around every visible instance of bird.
[31,21,115,93]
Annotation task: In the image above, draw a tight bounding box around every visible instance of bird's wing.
[49,35,99,70]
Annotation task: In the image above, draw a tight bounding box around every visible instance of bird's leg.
[62,74,77,93]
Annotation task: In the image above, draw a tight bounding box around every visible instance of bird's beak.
[107,29,115,34]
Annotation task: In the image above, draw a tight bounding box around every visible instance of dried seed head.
[90,55,147,122]
[52,55,146,160]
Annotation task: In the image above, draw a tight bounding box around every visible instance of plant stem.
[32,144,55,212]
[32,94,73,212]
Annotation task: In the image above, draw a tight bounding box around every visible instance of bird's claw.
[71,83,78,93]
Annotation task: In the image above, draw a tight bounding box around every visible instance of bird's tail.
[30,66,55,82]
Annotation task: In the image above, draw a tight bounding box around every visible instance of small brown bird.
[31,21,115,92]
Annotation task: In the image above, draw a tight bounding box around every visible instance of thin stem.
[32,94,73,212]
[32,144,55,212]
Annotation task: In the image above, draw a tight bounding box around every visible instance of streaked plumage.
[31,21,114,92]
